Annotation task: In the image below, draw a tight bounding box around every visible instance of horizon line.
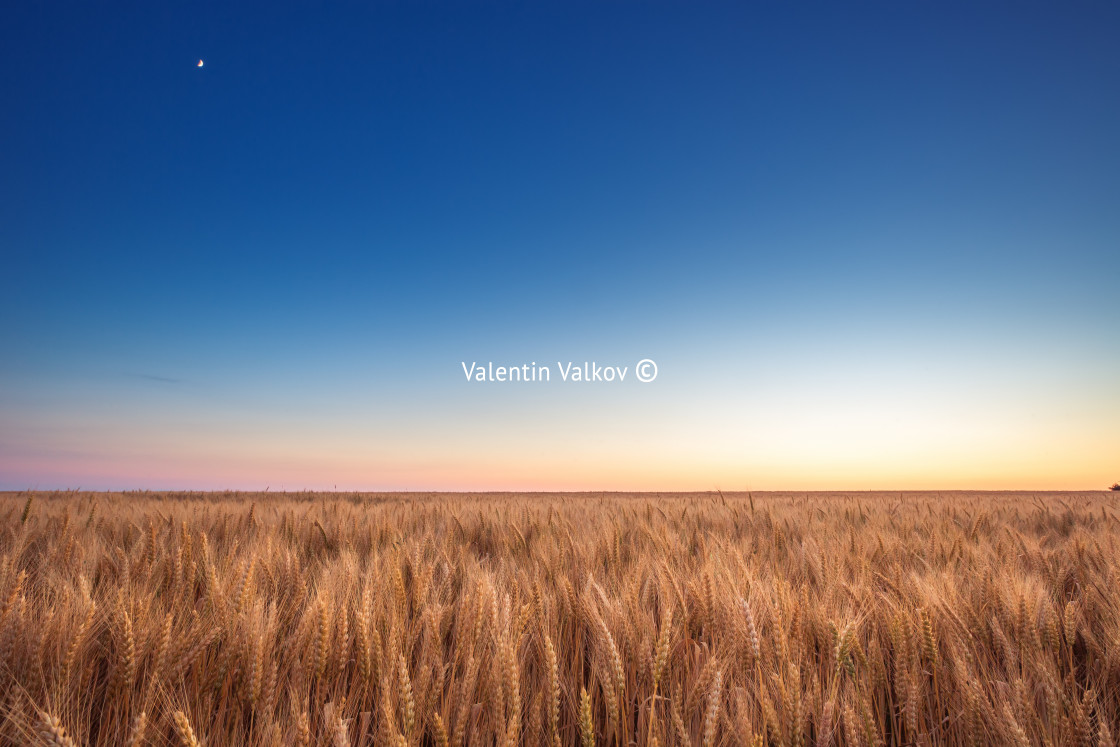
[2,487,1115,495]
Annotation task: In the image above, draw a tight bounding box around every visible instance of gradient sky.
[2,0,1118,490]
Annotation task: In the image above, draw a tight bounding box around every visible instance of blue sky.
[2,1,1118,489]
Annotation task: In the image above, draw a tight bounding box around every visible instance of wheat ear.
[173,711,201,747]
[38,712,77,747]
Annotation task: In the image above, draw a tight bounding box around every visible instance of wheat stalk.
[579,687,595,747]
[702,669,722,747]
[544,634,561,747]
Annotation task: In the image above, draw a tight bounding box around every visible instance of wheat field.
[0,491,1116,746]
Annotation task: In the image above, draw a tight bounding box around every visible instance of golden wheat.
[0,490,1116,746]
[172,711,200,747]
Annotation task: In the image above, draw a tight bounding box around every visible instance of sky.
[1,0,1118,491]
